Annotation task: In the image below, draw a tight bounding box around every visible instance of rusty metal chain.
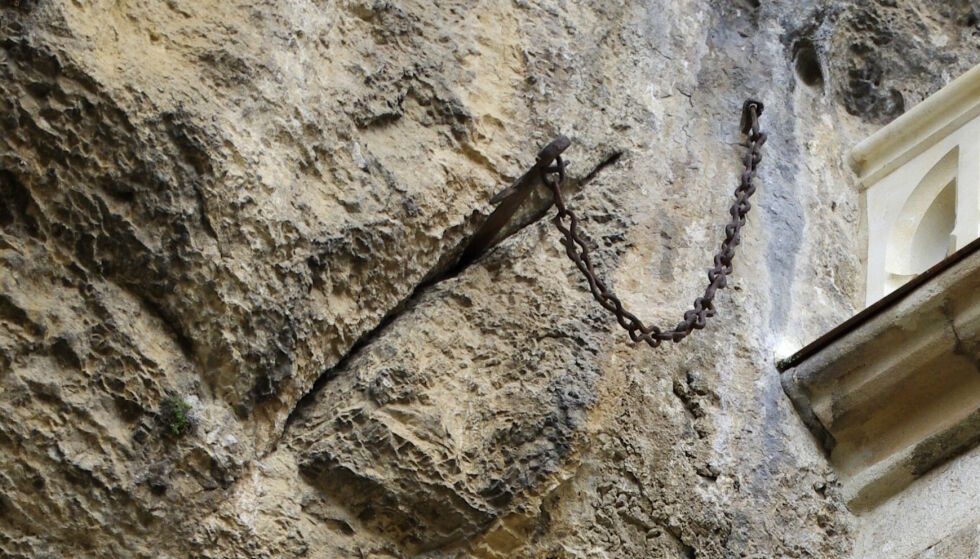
[542,100,767,347]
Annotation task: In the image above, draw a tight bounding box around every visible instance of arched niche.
[884,147,958,293]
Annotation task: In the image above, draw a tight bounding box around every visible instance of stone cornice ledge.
[780,247,980,511]
[849,63,980,189]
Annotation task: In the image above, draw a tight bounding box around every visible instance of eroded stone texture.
[1,1,979,558]
[826,0,980,123]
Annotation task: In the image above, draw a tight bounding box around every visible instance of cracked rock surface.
[1,1,979,557]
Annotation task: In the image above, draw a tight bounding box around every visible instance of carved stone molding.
[780,243,980,511]
[851,64,980,306]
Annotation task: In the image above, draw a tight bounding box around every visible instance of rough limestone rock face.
[1,1,978,557]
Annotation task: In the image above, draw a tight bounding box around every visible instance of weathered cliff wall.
[1,1,978,557]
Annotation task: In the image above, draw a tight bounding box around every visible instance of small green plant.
[162,395,193,437]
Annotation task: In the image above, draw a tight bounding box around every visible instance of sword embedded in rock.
[458,135,570,267]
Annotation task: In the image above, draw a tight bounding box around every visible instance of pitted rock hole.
[794,39,824,87]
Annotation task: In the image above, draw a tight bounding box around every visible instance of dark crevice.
[943,300,980,372]
[283,317,379,430]
[793,39,824,88]
[280,150,624,437]
[284,245,443,432]
[662,521,696,558]
[1,0,34,11]
[0,169,45,240]
[580,150,623,184]
[190,180,221,248]
[0,293,44,338]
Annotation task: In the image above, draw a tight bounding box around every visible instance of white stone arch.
[883,147,958,292]
[850,63,980,306]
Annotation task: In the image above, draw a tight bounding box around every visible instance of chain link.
[543,102,766,347]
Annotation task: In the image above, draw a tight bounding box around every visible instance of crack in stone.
[943,299,980,374]
[277,150,625,446]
